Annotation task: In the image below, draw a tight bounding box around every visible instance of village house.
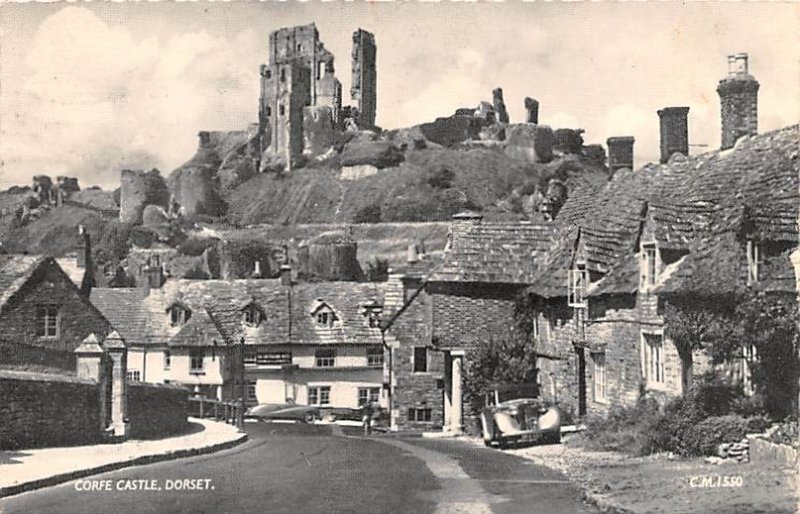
[525,55,798,420]
[90,264,388,409]
[0,250,111,372]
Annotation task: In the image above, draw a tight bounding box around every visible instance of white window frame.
[126,370,141,382]
[36,305,59,338]
[408,407,432,423]
[641,242,658,290]
[531,311,540,340]
[163,350,171,370]
[366,347,384,367]
[170,306,189,327]
[315,348,335,368]
[568,265,588,308]
[358,387,381,406]
[747,240,762,285]
[243,307,262,327]
[243,348,257,366]
[308,385,331,406]
[593,353,607,403]
[641,332,665,388]
[190,349,205,374]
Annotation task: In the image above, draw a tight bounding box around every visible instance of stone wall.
[504,124,554,164]
[127,382,190,439]
[0,370,101,450]
[119,169,169,224]
[386,288,446,431]
[0,259,112,372]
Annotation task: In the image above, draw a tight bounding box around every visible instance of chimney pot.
[407,244,419,264]
[606,136,635,173]
[280,264,292,286]
[717,53,759,150]
[657,107,690,163]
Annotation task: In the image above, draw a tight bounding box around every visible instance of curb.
[0,431,248,499]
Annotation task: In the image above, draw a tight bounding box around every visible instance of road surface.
[0,422,597,513]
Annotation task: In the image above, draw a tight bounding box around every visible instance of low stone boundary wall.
[748,436,798,468]
[0,370,101,450]
[128,382,190,439]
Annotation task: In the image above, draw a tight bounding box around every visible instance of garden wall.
[127,382,190,439]
[0,370,101,450]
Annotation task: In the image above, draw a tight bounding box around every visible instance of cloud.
[0,7,259,189]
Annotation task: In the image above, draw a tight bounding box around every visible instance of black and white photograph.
[0,1,798,513]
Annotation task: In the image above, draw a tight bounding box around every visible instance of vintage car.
[245,401,322,424]
[480,384,561,448]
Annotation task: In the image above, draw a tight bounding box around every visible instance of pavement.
[0,420,598,514]
[0,417,246,499]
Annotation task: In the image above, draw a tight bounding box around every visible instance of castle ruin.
[258,23,377,170]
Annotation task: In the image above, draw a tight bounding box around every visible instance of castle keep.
[258,23,377,170]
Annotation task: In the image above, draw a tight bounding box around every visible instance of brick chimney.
[717,53,759,150]
[76,225,90,268]
[606,136,635,173]
[140,264,164,294]
[280,264,292,286]
[657,107,690,163]
[446,212,483,252]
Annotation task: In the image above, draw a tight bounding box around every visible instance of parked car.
[480,383,561,449]
[245,402,321,424]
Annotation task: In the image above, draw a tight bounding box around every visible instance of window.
[593,353,607,402]
[641,243,658,289]
[243,307,262,327]
[567,265,588,308]
[364,308,382,328]
[408,408,432,423]
[358,387,381,406]
[315,307,336,328]
[247,381,257,402]
[317,312,330,326]
[280,68,286,82]
[308,386,331,406]
[164,350,171,369]
[315,348,335,367]
[367,347,384,367]
[265,69,272,79]
[265,106,272,117]
[531,311,540,340]
[169,306,190,327]
[747,240,762,285]
[126,370,141,382]
[244,348,257,366]
[36,305,59,338]
[413,347,428,373]
[642,333,664,385]
[190,349,205,373]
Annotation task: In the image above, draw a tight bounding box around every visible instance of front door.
[576,347,587,417]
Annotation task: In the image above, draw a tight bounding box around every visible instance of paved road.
[0,422,597,514]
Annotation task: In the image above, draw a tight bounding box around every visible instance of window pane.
[413,347,427,372]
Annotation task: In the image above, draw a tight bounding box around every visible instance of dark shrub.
[427,167,455,189]
[682,415,750,456]
[581,398,663,455]
[353,203,382,223]
[178,237,219,257]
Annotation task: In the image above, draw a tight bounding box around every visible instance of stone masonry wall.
[128,382,190,439]
[0,260,112,372]
[386,288,446,431]
[0,370,101,450]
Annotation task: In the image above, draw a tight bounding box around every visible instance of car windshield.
[496,386,538,403]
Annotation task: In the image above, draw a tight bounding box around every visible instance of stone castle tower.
[258,23,376,170]
[717,53,759,150]
[351,29,377,129]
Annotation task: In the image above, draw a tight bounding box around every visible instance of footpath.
[0,417,246,498]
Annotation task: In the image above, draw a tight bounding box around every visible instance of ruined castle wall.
[119,170,149,224]
[351,29,377,128]
[303,106,336,157]
[504,124,554,163]
[173,166,219,218]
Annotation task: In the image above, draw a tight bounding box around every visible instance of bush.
[580,398,663,455]
[768,420,799,448]
[178,237,219,257]
[682,415,751,456]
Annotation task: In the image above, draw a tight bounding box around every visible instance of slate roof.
[429,221,553,284]
[0,255,47,312]
[527,124,799,299]
[91,279,386,348]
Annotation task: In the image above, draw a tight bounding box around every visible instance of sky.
[0,1,797,190]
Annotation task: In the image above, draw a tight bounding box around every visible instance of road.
[0,422,597,514]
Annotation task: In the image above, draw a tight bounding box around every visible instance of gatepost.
[74,333,108,434]
[103,330,129,438]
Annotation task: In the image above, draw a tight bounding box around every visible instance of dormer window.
[361,301,383,329]
[243,304,264,328]
[641,242,658,290]
[568,263,588,308]
[747,240,762,285]
[168,303,191,327]
[311,300,337,328]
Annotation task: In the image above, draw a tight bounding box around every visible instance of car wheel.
[303,411,317,424]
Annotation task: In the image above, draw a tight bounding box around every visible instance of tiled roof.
[0,255,47,312]
[429,222,553,284]
[91,279,386,348]
[529,124,799,299]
